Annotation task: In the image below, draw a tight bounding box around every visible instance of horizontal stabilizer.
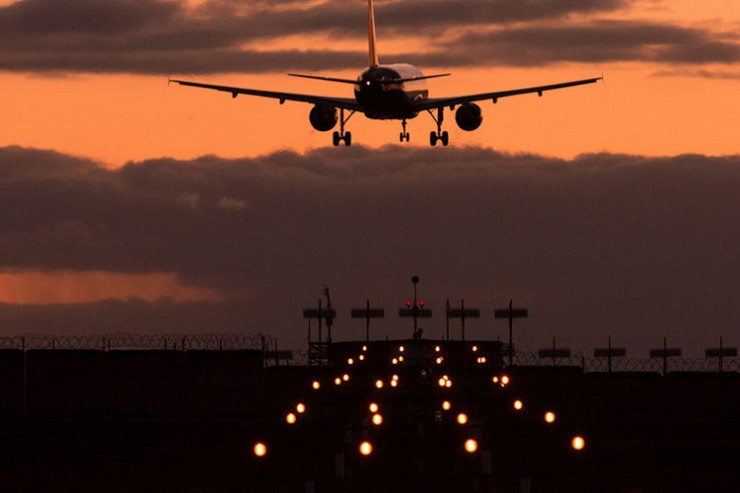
[289,72,451,85]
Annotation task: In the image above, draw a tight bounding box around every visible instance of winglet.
[368,0,379,68]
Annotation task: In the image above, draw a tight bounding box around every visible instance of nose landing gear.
[399,119,410,142]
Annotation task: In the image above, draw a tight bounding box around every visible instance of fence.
[0,333,274,351]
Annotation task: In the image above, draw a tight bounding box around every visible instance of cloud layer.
[2,145,739,355]
[0,0,737,74]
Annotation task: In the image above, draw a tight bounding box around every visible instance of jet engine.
[309,105,338,132]
[455,103,483,131]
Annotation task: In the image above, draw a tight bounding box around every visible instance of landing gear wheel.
[332,131,340,147]
[441,131,449,147]
[430,131,438,147]
[344,131,352,146]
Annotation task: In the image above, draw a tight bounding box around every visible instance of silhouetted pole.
[446,299,480,341]
[351,300,384,342]
[495,300,528,366]
[399,276,431,339]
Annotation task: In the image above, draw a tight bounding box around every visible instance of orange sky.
[1,0,739,319]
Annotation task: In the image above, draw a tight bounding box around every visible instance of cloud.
[2,145,740,354]
[5,0,737,73]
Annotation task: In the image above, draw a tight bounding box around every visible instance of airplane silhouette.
[170,0,602,147]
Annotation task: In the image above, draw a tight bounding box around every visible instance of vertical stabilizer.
[368,0,380,68]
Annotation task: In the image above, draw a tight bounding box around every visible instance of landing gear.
[427,107,449,146]
[399,119,410,143]
[332,108,355,147]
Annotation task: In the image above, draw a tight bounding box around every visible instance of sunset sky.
[1,0,739,356]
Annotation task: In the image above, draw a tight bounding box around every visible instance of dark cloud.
[8,0,737,73]
[2,145,740,355]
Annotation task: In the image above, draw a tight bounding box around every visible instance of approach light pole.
[494,299,528,367]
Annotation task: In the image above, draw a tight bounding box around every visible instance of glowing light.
[392,358,398,365]
[480,356,487,363]
[545,411,556,423]
[436,357,443,364]
[456,413,468,425]
[253,442,267,457]
[571,436,586,451]
[334,377,342,385]
[445,380,453,388]
[442,400,451,411]
[398,356,404,362]
[342,373,350,382]
[464,438,478,453]
[513,400,523,411]
[438,377,447,387]
[296,403,306,414]
[392,374,399,381]
[359,354,365,361]
[359,441,373,456]
[362,345,367,352]
[390,379,398,388]
[501,375,510,385]
[372,413,383,425]
[472,346,478,352]
[286,412,297,424]
[435,346,441,352]
[492,376,499,384]
[347,358,354,365]
[369,402,379,413]
[375,379,384,389]
[399,346,405,352]
[312,380,320,390]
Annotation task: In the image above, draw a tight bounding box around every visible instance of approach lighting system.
[253,442,267,457]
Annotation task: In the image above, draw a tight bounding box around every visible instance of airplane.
[170,0,602,147]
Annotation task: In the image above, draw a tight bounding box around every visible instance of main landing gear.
[332,108,355,146]
[428,107,449,146]
[399,119,410,142]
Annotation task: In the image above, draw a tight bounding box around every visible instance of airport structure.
[1,283,739,492]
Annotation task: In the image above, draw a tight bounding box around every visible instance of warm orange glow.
[544,411,556,423]
[296,403,306,414]
[372,413,383,426]
[392,358,398,365]
[464,438,478,453]
[501,375,510,385]
[390,380,398,388]
[347,358,354,365]
[398,346,405,352]
[369,402,379,413]
[391,374,399,381]
[472,346,478,352]
[492,376,499,384]
[253,442,267,457]
[286,412,297,424]
[334,377,342,386]
[398,356,404,362]
[442,400,451,411]
[359,354,365,361]
[342,374,350,382]
[513,400,523,411]
[312,381,321,390]
[375,379,384,389]
[362,345,367,352]
[434,346,441,352]
[359,441,373,456]
[571,436,586,451]
[445,380,452,388]
[438,377,447,387]
[436,357,444,364]
[456,413,468,425]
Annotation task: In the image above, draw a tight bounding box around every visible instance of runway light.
[392,358,398,365]
[286,412,297,424]
[359,441,373,456]
[390,379,398,387]
[501,375,510,386]
[445,379,452,388]
[334,377,342,386]
[513,400,523,411]
[398,356,404,362]
[472,345,478,352]
[253,442,267,457]
[347,358,354,365]
[369,402,379,413]
[436,357,444,364]
[342,373,350,382]
[312,380,320,390]
[545,411,556,423]
[442,400,451,411]
[362,345,367,352]
[392,374,399,381]
[456,413,468,425]
[492,376,499,384]
[399,346,405,352]
[571,436,586,451]
[372,413,383,425]
[435,345,441,352]
[296,403,306,414]
[438,377,447,387]
[375,379,384,389]
[359,354,365,361]
[464,438,478,453]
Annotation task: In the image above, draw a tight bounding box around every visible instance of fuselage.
[354,63,428,120]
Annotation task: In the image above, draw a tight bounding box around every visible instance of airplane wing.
[169,79,364,112]
[414,77,602,111]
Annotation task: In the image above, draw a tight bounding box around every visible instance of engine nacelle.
[455,103,483,131]
[309,105,338,132]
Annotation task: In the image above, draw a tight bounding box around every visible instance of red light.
[419,300,425,307]
[406,300,412,308]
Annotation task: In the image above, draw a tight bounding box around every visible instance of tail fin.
[368,0,379,68]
